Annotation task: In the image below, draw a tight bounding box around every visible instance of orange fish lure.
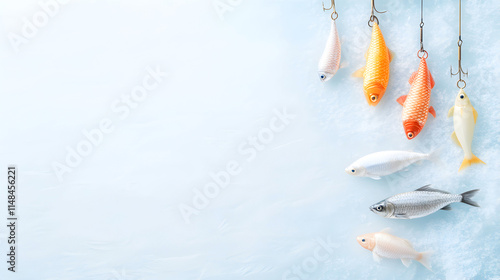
[353,22,393,106]
[397,56,436,140]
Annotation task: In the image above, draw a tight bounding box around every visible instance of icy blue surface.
[0,0,499,279]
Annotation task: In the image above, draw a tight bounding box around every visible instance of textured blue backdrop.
[0,0,498,279]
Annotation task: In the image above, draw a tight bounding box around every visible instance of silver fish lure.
[318,20,341,82]
[370,185,479,219]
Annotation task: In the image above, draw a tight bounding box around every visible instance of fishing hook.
[323,0,338,20]
[450,0,468,89]
[368,0,386,27]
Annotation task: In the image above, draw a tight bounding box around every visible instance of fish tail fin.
[426,148,443,166]
[459,154,486,171]
[460,189,480,207]
[417,251,432,271]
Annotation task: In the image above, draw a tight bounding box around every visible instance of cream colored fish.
[318,20,341,82]
[448,89,485,171]
[357,229,432,270]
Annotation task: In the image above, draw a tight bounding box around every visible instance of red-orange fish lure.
[397,56,436,140]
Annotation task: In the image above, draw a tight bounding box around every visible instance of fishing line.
[417,0,428,58]
[450,0,468,89]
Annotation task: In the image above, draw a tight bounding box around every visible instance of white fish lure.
[318,20,341,82]
[357,229,432,270]
[345,151,432,180]
[448,89,485,171]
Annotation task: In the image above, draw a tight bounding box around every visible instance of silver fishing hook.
[450,0,468,89]
[368,0,386,27]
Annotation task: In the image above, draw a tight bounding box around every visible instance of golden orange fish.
[353,22,393,106]
[397,56,436,140]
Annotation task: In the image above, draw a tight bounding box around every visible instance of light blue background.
[0,0,499,279]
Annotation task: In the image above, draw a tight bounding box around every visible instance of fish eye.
[351,169,356,173]
[377,206,384,211]
[320,75,325,79]
[371,96,377,102]
[362,239,365,242]
[460,95,464,99]
[407,132,414,138]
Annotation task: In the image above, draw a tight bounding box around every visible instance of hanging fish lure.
[448,0,485,171]
[318,20,341,82]
[318,0,341,82]
[448,89,485,171]
[397,55,436,140]
[353,22,393,106]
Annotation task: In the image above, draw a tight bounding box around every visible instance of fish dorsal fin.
[447,107,455,118]
[397,95,407,106]
[415,185,450,194]
[401,258,412,267]
[429,73,435,89]
[429,106,436,118]
[352,66,365,78]
[388,49,395,63]
[380,228,391,234]
[408,71,418,85]
[415,184,432,191]
[402,238,414,249]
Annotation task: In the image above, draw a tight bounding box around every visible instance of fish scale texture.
[318,20,341,76]
[402,58,433,129]
[388,191,462,219]
[375,233,419,260]
[363,22,391,101]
